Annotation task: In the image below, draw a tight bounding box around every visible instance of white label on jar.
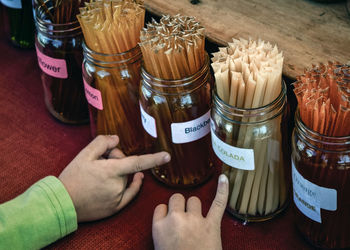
[292,160,337,223]
[211,126,255,170]
[140,103,157,138]
[1,0,22,9]
[171,110,210,144]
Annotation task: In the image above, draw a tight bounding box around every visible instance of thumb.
[79,135,119,160]
[207,174,229,225]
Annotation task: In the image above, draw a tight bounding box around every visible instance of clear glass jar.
[291,110,350,249]
[140,55,213,187]
[2,0,35,48]
[82,43,146,155]
[35,9,88,124]
[211,81,290,222]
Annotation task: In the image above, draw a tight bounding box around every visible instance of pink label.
[83,79,103,110]
[35,46,68,79]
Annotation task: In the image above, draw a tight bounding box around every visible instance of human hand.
[58,135,171,222]
[152,174,229,250]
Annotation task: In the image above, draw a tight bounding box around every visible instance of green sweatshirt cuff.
[36,176,78,236]
[0,176,78,249]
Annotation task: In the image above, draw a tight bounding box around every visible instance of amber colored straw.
[139,14,205,79]
[293,63,349,247]
[37,0,88,123]
[77,0,145,154]
[139,14,208,185]
[293,62,349,137]
[212,38,286,218]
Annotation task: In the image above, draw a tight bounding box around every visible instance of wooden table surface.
[144,0,350,79]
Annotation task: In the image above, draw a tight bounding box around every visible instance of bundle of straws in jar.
[139,14,206,79]
[212,38,287,217]
[139,15,212,186]
[36,0,89,123]
[37,0,83,23]
[293,62,349,136]
[77,0,145,154]
[78,0,144,54]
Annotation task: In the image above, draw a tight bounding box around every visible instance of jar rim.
[213,80,287,113]
[295,108,350,141]
[83,41,142,66]
[83,41,141,58]
[141,54,210,88]
[35,7,81,33]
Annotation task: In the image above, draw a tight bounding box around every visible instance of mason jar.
[139,55,213,187]
[82,43,146,155]
[291,110,350,249]
[35,9,88,124]
[2,0,35,48]
[211,80,290,222]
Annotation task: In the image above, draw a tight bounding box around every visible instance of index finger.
[207,174,229,225]
[116,152,171,175]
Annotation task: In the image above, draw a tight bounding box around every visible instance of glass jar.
[35,9,89,124]
[211,81,290,222]
[139,55,213,187]
[291,110,350,249]
[2,0,35,48]
[82,43,146,155]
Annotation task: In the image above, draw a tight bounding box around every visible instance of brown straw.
[293,63,350,248]
[78,0,146,154]
[294,62,350,137]
[37,0,89,123]
[139,15,211,186]
[212,38,286,217]
[139,14,205,80]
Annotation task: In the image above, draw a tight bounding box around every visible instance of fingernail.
[219,174,228,184]
[110,135,118,139]
[163,153,171,162]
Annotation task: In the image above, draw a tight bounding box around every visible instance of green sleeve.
[0,176,78,250]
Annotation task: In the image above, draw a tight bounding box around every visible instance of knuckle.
[134,156,143,172]
[169,211,182,221]
[213,198,226,208]
[217,188,227,195]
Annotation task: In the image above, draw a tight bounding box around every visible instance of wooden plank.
[144,0,350,79]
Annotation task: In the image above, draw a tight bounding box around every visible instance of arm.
[0,135,170,249]
[0,176,77,250]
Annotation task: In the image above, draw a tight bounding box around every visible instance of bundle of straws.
[212,38,287,217]
[140,14,205,79]
[37,0,83,23]
[293,62,350,136]
[78,0,145,154]
[78,0,144,54]
[139,15,212,186]
[37,0,89,123]
[293,63,349,248]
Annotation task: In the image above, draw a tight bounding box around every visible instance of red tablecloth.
[0,34,312,249]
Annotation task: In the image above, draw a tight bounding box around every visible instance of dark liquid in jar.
[143,81,213,187]
[85,58,146,155]
[36,39,89,124]
[4,1,35,48]
[293,151,350,249]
